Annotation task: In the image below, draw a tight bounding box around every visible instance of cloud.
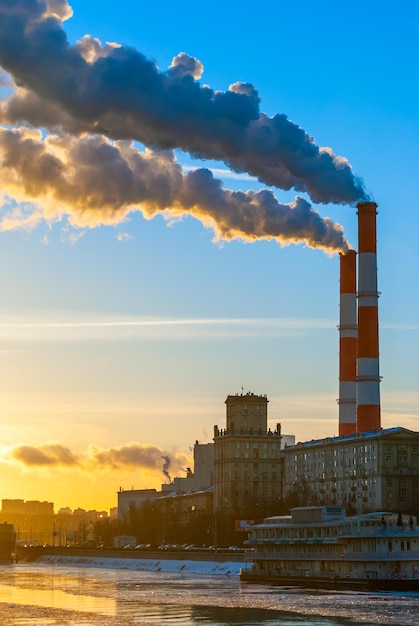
[4,440,190,482]
[0,128,349,252]
[116,232,133,242]
[11,442,79,466]
[0,0,366,205]
[0,310,336,343]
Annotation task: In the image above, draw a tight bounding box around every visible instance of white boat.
[240,506,419,591]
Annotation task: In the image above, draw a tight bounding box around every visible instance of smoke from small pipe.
[6,441,188,479]
[161,455,172,483]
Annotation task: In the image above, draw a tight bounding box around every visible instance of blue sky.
[0,0,417,510]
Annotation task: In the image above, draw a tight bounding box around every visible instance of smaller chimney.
[338,250,357,436]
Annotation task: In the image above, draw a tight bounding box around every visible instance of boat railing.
[339,524,418,536]
[252,549,419,561]
[250,526,419,544]
[243,566,419,581]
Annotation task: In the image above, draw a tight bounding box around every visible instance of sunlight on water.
[0,563,418,625]
[0,581,117,617]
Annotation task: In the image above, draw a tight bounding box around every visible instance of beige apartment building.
[213,392,283,521]
[117,488,158,522]
[283,427,419,514]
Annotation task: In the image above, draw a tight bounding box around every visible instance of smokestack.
[338,250,357,436]
[356,201,381,432]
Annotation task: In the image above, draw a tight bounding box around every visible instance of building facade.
[117,488,158,522]
[192,441,214,489]
[213,392,283,520]
[0,499,54,545]
[162,441,214,494]
[283,427,419,514]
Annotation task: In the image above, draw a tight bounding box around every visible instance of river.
[0,561,417,625]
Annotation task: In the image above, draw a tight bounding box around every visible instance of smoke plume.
[6,441,188,479]
[0,127,348,252]
[161,455,172,483]
[0,0,367,208]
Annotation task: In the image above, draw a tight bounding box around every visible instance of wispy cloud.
[0,310,336,342]
[1,310,415,343]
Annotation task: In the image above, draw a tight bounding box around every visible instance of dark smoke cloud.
[161,455,172,482]
[89,443,186,478]
[0,0,367,205]
[8,441,188,480]
[0,128,349,252]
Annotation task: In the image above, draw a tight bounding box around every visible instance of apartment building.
[283,427,419,514]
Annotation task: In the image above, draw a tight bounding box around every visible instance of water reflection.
[0,581,117,616]
[0,564,417,625]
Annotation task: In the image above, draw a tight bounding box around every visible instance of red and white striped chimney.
[338,250,357,436]
[356,201,381,432]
